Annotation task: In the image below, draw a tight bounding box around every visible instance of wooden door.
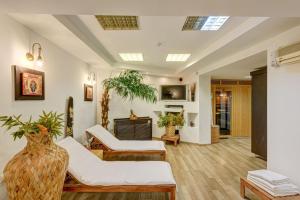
[251,68,267,160]
[231,85,252,137]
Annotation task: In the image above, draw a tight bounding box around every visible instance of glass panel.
[215,91,232,135]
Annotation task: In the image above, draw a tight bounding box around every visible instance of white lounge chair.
[57,137,176,200]
[86,125,167,160]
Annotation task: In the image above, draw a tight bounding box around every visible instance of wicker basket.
[166,125,176,136]
[4,125,69,200]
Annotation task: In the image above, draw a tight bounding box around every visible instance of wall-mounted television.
[160,85,188,101]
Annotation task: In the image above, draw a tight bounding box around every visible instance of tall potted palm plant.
[101,70,157,129]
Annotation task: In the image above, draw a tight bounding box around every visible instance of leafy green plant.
[0,111,64,140]
[157,114,175,128]
[157,112,185,128]
[174,112,185,127]
[101,70,157,129]
[103,70,157,102]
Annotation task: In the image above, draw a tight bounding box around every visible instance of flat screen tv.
[161,85,187,101]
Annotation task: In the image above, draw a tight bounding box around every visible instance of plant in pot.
[0,111,68,200]
[174,110,185,134]
[158,112,185,136]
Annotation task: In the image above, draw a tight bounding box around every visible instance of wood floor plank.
[62,137,266,200]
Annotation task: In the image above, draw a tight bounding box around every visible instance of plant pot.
[166,125,176,136]
[4,125,69,200]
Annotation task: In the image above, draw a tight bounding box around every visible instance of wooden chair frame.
[64,173,176,200]
[86,131,166,160]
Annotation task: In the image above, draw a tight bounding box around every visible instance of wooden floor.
[62,137,266,200]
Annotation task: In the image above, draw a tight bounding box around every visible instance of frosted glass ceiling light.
[166,54,191,62]
[201,16,229,31]
[182,16,229,31]
[119,53,144,61]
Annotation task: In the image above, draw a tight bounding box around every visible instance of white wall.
[198,74,212,144]
[0,15,97,199]
[267,25,300,187]
[96,71,204,143]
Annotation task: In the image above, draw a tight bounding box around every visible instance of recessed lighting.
[182,16,229,31]
[166,54,191,62]
[201,16,229,31]
[119,53,143,61]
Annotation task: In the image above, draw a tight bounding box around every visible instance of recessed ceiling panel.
[95,15,139,30]
[183,16,229,31]
[119,53,143,61]
[166,54,191,62]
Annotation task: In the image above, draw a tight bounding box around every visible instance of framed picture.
[84,84,93,101]
[14,66,45,100]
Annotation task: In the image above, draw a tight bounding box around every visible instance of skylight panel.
[119,53,143,61]
[201,16,229,31]
[166,54,191,62]
[182,16,229,31]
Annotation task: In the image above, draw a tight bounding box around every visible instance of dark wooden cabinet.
[251,67,267,160]
[114,117,152,140]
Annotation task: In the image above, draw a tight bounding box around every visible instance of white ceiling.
[2,0,300,17]
[4,0,300,79]
[210,51,267,80]
[79,15,248,69]
[182,17,300,75]
[10,14,111,69]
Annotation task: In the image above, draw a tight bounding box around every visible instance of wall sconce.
[88,72,96,85]
[26,43,43,67]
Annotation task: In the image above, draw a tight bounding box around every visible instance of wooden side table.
[211,125,220,144]
[161,134,180,146]
[240,178,300,200]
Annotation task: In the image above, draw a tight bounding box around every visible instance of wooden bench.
[240,178,300,200]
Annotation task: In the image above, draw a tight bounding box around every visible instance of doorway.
[211,80,252,137]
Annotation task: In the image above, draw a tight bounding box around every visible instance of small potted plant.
[158,111,185,136]
[0,111,69,200]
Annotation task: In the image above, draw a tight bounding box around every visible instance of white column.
[198,74,212,144]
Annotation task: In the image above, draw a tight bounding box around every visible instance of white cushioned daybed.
[86,125,166,160]
[57,137,176,199]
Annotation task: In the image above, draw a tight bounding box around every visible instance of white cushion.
[86,125,166,151]
[57,137,176,186]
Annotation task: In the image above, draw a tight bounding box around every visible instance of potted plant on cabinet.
[0,111,68,200]
[158,111,185,136]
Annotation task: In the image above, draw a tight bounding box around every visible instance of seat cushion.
[87,125,166,151]
[57,137,175,186]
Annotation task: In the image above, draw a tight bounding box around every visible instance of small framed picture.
[14,66,45,100]
[84,84,93,101]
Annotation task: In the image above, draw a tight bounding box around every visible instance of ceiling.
[79,15,248,69]
[2,0,300,17]
[210,51,267,80]
[4,0,300,78]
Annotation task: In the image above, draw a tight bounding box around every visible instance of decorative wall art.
[14,66,45,100]
[84,84,93,101]
[66,96,74,137]
[190,83,196,102]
